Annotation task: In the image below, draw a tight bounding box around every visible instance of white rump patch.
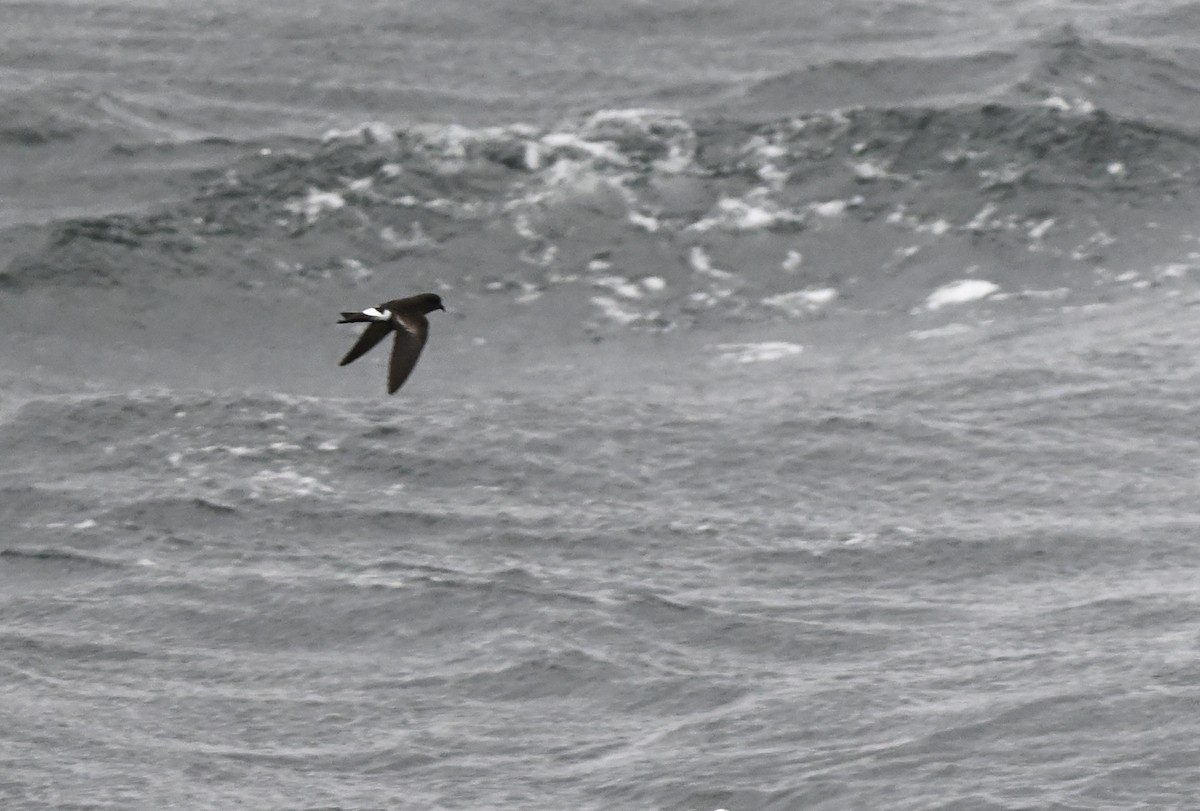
[362,307,391,320]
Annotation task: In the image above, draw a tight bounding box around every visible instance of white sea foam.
[249,468,333,500]
[1028,218,1055,240]
[540,132,628,165]
[653,142,695,173]
[850,160,892,180]
[542,158,611,193]
[763,288,838,316]
[321,121,398,147]
[380,222,434,251]
[591,296,642,325]
[515,282,542,304]
[688,191,805,232]
[519,244,558,267]
[910,323,973,340]
[716,342,804,363]
[810,199,848,217]
[1041,95,1096,114]
[926,279,999,310]
[585,107,681,127]
[688,246,734,279]
[782,250,804,273]
[522,140,542,170]
[593,276,643,299]
[966,202,998,231]
[1070,230,1116,260]
[572,108,698,174]
[741,135,790,188]
[512,212,541,241]
[757,163,790,187]
[998,287,1070,301]
[1157,263,1200,279]
[980,162,1032,190]
[284,189,346,222]
[628,210,661,232]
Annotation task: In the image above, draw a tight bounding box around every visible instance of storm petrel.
[337,293,445,394]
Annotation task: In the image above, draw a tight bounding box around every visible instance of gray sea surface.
[4,1,1200,809]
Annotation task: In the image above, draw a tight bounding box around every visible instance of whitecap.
[810,199,847,217]
[380,223,433,252]
[1157,263,1200,279]
[591,296,641,325]
[593,276,643,299]
[1028,218,1055,240]
[321,121,398,147]
[715,342,804,364]
[688,246,734,279]
[850,160,891,180]
[966,202,998,232]
[284,188,346,223]
[763,288,838,316]
[925,279,999,310]
[909,323,972,340]
[781,249,804,273]
[628,210,660,232]
[690,193,805,232]
[540,132,628,165]
[248,468,333,500]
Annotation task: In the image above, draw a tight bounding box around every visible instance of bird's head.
[415,293,446,313]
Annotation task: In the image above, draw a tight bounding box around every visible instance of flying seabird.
[337,293,445,394]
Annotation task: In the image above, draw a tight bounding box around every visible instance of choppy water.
[4,2,1200,809]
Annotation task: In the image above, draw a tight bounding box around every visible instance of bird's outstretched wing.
[339,322,392,367]
[387,320,428,394]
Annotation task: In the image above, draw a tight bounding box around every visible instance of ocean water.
[4,2,1200,809]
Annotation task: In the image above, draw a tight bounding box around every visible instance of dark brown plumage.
[337,293,445,394]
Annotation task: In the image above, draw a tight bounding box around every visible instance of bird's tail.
[338,311,381,324]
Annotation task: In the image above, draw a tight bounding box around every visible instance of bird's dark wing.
[387,318,428,394]
[339,322,392,366]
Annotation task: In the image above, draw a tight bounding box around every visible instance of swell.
[732,25,1200,128]
[10,376,1199,563]
[6,97,1200,332]
[0,546,126,570]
